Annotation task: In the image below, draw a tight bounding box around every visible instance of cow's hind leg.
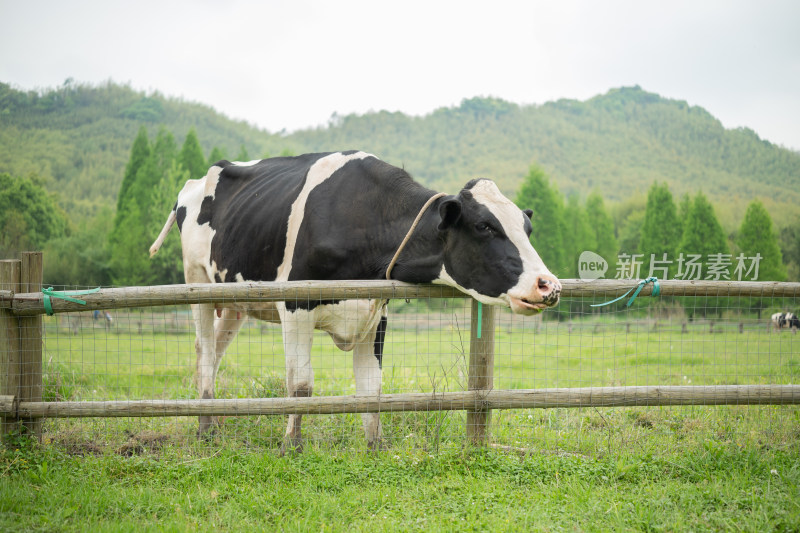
[192,303,217,437]
[279,305,316,455]
[214,308,246,380]
[354,315,387,451]
[200,308,247,431]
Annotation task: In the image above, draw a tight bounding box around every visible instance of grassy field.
[2,304,800,531]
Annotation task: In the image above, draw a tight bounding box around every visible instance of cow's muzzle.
[508,274,561,315]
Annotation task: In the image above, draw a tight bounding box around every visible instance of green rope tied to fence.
[590,277,661,308]
[42,287,100,316]
[476,301,483,338]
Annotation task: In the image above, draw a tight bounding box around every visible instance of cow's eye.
[475,222,493,235]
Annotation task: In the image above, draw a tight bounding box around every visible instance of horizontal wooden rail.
[1,279,799,317]
[2,385,798,418]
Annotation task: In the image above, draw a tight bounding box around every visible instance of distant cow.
[771,312,787,331]
[771,312,799,332]
[150,151,561,453]
[785,312,800,332]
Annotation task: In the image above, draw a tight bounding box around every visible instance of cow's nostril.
[536,275,562,302]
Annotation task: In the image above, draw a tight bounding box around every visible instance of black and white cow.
[771,312,799,332]
[150,151,561,453]
[783,312,799,331]
[771,312,786,331]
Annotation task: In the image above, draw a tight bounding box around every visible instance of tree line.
[0,126,281,287]
[515,165,787,283]
[3,81,800,236]
[2,126,794,295]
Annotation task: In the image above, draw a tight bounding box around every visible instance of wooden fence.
[2,252,800,444]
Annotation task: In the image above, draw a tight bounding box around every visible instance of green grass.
[3,305,799,531]
[2,432,799,532]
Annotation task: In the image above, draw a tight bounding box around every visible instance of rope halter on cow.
[385,192,448,281]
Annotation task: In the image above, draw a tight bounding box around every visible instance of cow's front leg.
[354,315,387,451]
[192,303,217,437]
[279,304,316,455]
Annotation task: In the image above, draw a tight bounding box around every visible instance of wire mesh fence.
[2,268,800,457]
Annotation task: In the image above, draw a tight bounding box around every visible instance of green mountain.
[287,88,800,229]
[0,80,278,220]
[1,81,798,230]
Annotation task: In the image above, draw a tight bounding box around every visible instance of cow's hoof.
[280,437,303,456]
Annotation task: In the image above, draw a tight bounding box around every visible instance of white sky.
[1,0,798,149]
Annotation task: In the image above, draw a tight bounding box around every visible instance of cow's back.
[204,154,332,283]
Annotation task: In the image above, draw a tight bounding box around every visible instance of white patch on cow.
[468,179,554,300]
[209,260,228,283]
[276,151,374,281]
[202,164,225,199]
[173,177,217,284]
[232,159,260,167]
[435,265,508,307]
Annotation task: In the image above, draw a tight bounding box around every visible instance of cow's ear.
[438,197,462,231]
[523,209,533,220]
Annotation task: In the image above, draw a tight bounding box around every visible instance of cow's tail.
[149,208,177,258]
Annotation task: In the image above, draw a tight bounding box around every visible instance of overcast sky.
[1,0,798,150]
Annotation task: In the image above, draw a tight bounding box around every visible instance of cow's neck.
[382,193,446,284]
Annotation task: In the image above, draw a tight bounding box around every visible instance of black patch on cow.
[522,210,533,237]
[373,315,387,368]
[205,154,335,282]
[214,272,223,283]
[287,156,443,283]
[285,299,343,313]
[197,196,214,226]
[176,205,187,232]
[463,178,485,190]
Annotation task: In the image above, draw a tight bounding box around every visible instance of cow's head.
[435,179,561,315]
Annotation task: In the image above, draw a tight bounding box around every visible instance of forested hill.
[287,87,800,224]
[2,81,799,226]
[0,81,277,219]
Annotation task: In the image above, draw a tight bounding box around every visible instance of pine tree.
[677,193,691,227]
[116,126,150,212]
[677,193,731,317]
[639,182,681,278]
[736,200,786,281]
[110,128,179,285]
[562,194,596,277]
[180,128,208,179]
[585,192,619,273]
[515,165,567,277]
[780,219,800,281]
[207,146,227,167]
[679,192,730,279]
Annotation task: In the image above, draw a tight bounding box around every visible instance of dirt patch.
[52,431,104,457]
[116,431,171,457]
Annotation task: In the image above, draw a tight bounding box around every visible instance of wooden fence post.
[466,299,495,446]
[19,253,43,440]
[1,259,22,437]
